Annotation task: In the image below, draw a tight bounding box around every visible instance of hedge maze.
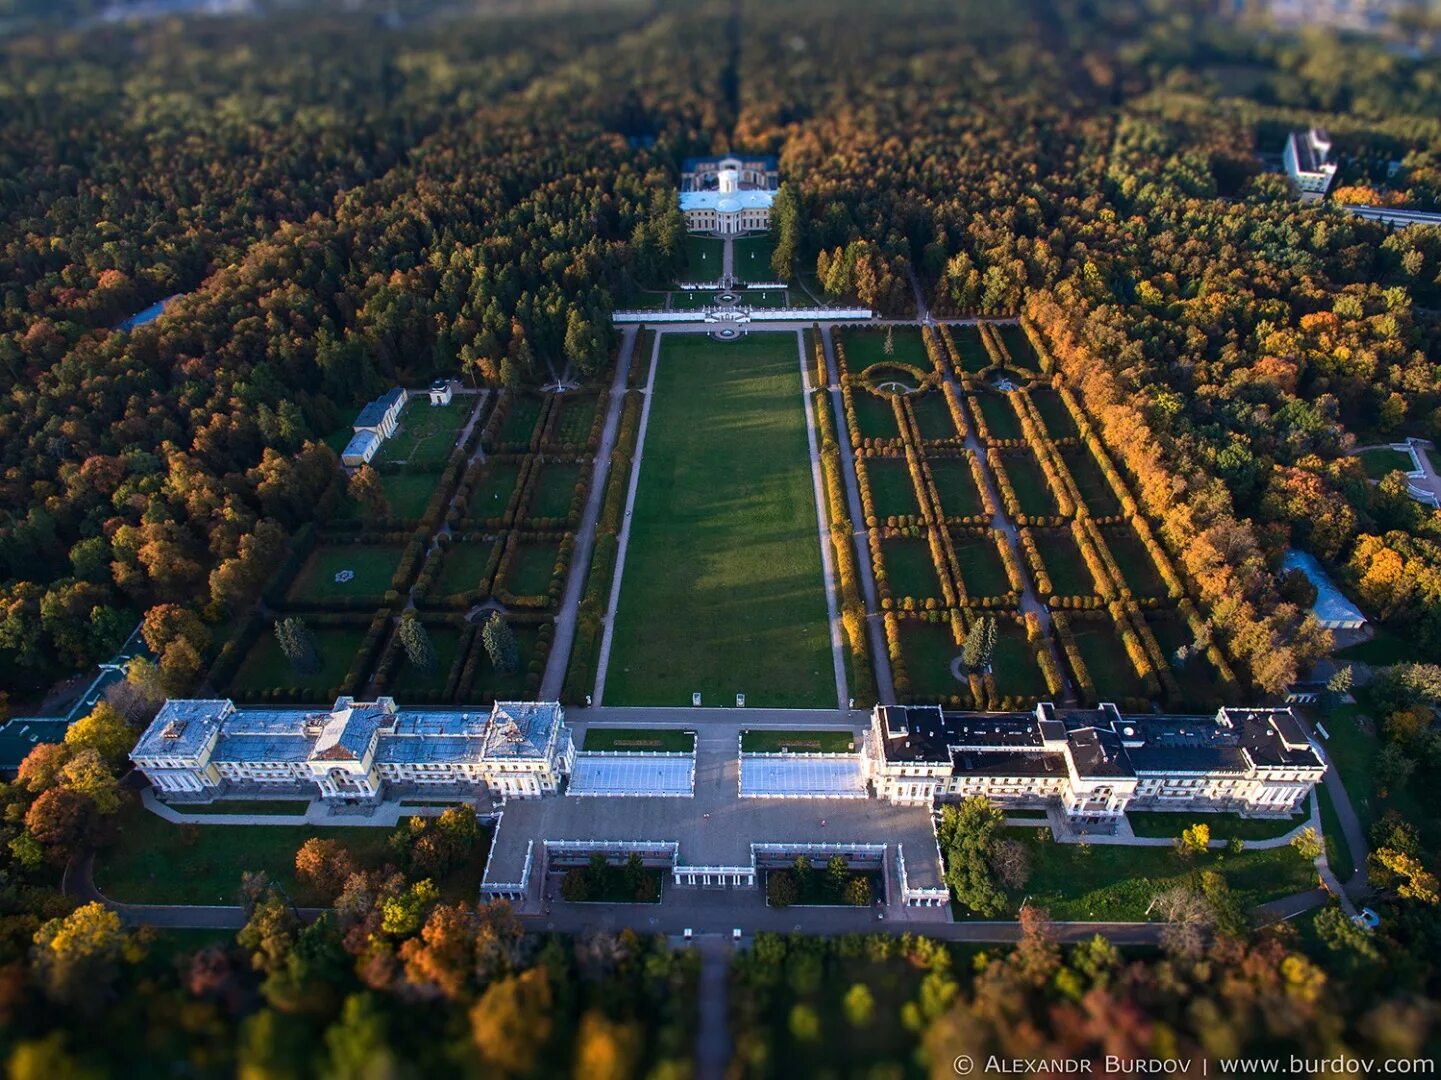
[206,385,604,707]
[832,320,1242,713]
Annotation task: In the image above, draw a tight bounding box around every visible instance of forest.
[2,0,1441,1072]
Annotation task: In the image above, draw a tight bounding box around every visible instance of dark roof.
[1065,726,1134,778]
[952,750,1066,778]
[355,388,404,429]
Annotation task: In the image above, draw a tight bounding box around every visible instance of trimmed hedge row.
[514,452,593,531]
[220,609,389,705]
[987,449,1068,528]
[372,615,477,701]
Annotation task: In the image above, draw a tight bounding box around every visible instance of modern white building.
[679,154,778,235]
[131,697,575,803]
[1284,128,1339,195]
[865,702,1325,823]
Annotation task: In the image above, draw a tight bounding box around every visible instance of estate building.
[1283,127,1338,195]
[866,702,1324,822]
[679,154,778,235]
[341,387,406,467]
[131,697,575,802]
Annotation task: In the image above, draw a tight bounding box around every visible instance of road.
[539,326,636,699]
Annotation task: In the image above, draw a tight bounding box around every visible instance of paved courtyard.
[485,733,942,902]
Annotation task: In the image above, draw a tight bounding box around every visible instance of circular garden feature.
[864,362,929,397]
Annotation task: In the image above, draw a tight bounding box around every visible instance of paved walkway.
[593,328,661,704]
[721,235,734,285]
[1296,712,1372,902]
[1349,437,1441,507]
[820,325,897,704]
[796,327,850,709]
[694,936,733,1080]
[540,327,636,699]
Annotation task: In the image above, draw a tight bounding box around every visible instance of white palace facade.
[678,154,778,235]
[131,697,575,802]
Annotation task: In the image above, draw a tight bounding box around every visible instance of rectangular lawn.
[1029,388,1078,438]
[972,392,1022,440]
[1033,529,1096,596]
[928,455,984,518]
[548,394,600,447]
[432,539,501,599]
[528,460,584,520]
[225,623,367,697]
[606,333,835,708]
[466,459,523,523]
[378,470,438,520]
[505,539,562,598]
[1101,526,1167,597]
[898,619,966,701]
[583,728,696,752]
[881,535,943,600]
[951,326,991,372]
[996,451,1058,517]
[388,622,465,697]
[910,391,958,440]
[849,390,900,441]
[862,456,920,519]
[286,545,402,605]
[1357,446,1414,480]
[1060,446,1121,516]
[463,623,540,703]
[840,326,926,371]
[683,234,725,277]
[499,395,545,446]
[997,324,1041,371]
[951,530,1012,596]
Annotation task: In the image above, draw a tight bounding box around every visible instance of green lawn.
[378,399,467,468]
[606,334,835,708]
[952,531,1012,596]
[991,622,1048,700]
[583,728,696,752]
[1000,831,1318,921]
[849,391,899,440]
[1357,446,1414,481]
[928,456,984,517]
[951,326,991,372]
[226,624,367,696]
[683,234,725,277]
[881,536,943,600]
[1060,446,1122,516]
[1101,527,1166,597]
[500,395,544,445]
[898,619,965,700]
[505,539,561,597]
[910,392,957,440]
[997,324,1040,371]
[388,622,464,696]
[864,456,920,518]
[740,729,858,753]
[1029,388,1078,438]
[466,459,523,522]
[286,544,403,605]
[528,460,583,520]
[433,540,500,598]
[998,451,1058,517]
[733,233,774,277]
[972,392,1022,440]
[378,470,439,520]
[1034,529,1095,596]
[1317,785,1355,882]
[1071,619,1148,701]
[742,288,789,308]
[840,326,926,372]
[97,804,488,906]
[549,394,599,446]
[1125,810,1308,841]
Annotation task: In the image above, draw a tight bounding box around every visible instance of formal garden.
[829,319,1246,712]
[204,383,606,707]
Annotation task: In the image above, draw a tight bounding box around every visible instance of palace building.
[865,702,1324,822]
[678,154,778,235]
[131,697,575,802]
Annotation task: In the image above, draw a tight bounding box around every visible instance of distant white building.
[354,388,405,439]
[341,429,381,467]
[1281,549,1368,630]
[131,698,575,803]
[679,154,778,235]
[1284,128,1338,195]
[428,379,455,406]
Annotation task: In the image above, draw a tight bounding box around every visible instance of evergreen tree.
[884,325,894,356]
[482,612,519,675]
[275,617,319,674]
[397,614,436,671]
[962,615,996,672]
